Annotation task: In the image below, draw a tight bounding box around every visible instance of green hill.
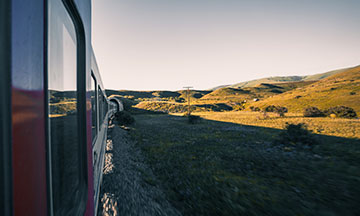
[249,65,360,113]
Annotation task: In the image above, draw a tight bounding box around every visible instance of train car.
[0,0,117,215]
[109,97,124,114]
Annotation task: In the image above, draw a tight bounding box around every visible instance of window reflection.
[91,74,97,140]
[98,87,103,124]
[48,0,83,215]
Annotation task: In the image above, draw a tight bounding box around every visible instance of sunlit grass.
[192,111,360,139]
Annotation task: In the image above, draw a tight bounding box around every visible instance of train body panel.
[90,50,110,214]
[11,0,47,215]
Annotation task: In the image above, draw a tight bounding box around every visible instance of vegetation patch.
[303,106,325,117]
[275,123,318,149]
[114,111,135,126]
[187,114,201,124]
[264,105,288,117]
[324,106,358,119]
[249,106,261,112]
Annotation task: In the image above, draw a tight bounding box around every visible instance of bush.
[119,98,136,111]
[232,103,245,111]
[263,105,287,116]
[250,106,260,112]
[264,105,277,112]
[276,123,318,148]
[303,107,325,117]
[324,106,357,119]
[187,115,201,124]
[175,97,185,103]
[274,106,288,117]
[114,111,135,126]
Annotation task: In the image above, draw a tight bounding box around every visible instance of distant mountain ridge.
[211,67,352,90]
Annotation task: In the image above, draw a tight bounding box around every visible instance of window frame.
[0,0,13,215]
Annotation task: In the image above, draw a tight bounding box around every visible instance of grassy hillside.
[106,65,359,115]
[303,68,349,81]
[177,90,212,100]
[106,89,181,100]
[249,65,360,113]
[202,81,315,102]
[211,66,349,90]
[231,76,304,88]
[202,87,252,101]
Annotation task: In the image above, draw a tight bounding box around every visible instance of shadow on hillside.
[125,108,360,215]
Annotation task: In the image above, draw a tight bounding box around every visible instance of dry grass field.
[194,111,360,139]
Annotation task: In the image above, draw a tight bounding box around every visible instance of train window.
[91,73,97,140]
[48,0,86,215]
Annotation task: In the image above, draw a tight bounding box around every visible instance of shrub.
[232,105,244,111]
[187,115,201,124]
[324,106,357,119]
[175,97,185,103]
[263,105,287,116]
[250,106,260,112]
[114,111,135,126]
[276,123,318,148]
[119,98,136,111]
[274,106,288,117]
[264,105,277,112]
[303,107,325,117]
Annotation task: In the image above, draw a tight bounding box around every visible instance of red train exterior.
[0,0,114,215]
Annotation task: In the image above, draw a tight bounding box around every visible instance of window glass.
[91,74,97,140]
[103,93,107,120]
[98,86,103,124]
[48,0,84,214]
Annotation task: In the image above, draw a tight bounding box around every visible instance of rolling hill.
[106,65,359,114]
[248,65,360,113]
[202,81,316,102]
[211,66,350,90]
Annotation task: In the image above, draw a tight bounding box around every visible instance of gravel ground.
[98,124,181,216]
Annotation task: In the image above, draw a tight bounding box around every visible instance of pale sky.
[92,0,360,90]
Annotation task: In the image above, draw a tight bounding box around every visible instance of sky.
[92,0,360,91]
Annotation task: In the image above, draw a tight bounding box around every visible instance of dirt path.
[98,124,181,216]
